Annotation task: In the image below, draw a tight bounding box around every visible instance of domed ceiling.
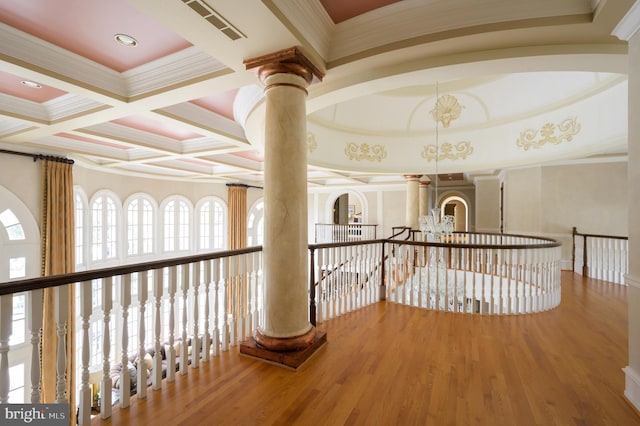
[0,0,635,187]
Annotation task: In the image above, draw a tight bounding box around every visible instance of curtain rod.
[0,148,74,165]
[226,183,263,190]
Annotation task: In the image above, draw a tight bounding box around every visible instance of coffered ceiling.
[0,0,635,187]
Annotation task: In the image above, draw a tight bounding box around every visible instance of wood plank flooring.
[95,271,638,425]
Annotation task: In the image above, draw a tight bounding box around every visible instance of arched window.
[125,194,156,257]
[74,186,88,268]
[90,191,120,262]
[197,197,227,251]
[0,185,40,403]
[162,197,192,252]
[247,199,264,247]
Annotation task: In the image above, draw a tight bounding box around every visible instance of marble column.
[613,6,640,412]
[404,174,422,230]
[419,180,430,218]
[241,48,326,366]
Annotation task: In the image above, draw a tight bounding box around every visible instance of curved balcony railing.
[386,232,562,315]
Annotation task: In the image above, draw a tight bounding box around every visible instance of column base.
[239,328,327,370]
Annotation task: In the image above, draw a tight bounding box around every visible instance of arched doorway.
[327,191,367,225]
[440,195,469,232]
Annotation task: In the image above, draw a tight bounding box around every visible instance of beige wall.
[542,162,627,236]
[504,167,543,234]
[74,166,229,204]
[504,162,628,264]
[474,177,501,233]
[0,155,42,222]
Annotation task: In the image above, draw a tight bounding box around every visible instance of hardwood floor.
[95,271,638,425]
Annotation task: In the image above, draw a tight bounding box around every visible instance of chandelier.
[419,82,455,242]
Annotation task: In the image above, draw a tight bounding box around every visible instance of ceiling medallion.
[307,132,317,153]
[422,141,473,161]
[516,117,581,151]
[344,143,387,162]
[430,94,463,128]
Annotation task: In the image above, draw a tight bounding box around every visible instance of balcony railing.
[572,227,628,285]
[387,233,562,314]
[0,231,561,424]
[314,223,377,243]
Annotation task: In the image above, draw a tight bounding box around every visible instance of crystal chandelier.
[419,82,455,242]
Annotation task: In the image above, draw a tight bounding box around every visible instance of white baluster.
[166,266,177,382]
[119,275,131,408]
[152,269,163,390]
[212,259,220,356]
[237,254,245,343]
[317,249,324,324]
[202,260,212,362]
[55,284,69,404]
[137,272,148,399]
[191,262,200,369]
[0,294,13,403]
[229,257,237,347]
[101,277,113,419]
[28,289,43,403]
[221,258,229,352]
[246,254,254,339]
[180,265,189,375]
[78,282,92,425]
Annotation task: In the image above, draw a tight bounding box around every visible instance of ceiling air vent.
[182,0,246,41]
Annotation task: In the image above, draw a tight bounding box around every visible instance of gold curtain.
[40,160,75,418]
[228,185,247,249]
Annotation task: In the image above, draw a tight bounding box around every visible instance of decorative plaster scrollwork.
[430,94,464,128]
[516,117,581,150]
[344,143,387,162]
[421,141,473,161]
[307,132,317,152]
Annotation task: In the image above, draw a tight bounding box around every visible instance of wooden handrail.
[0,246,263,296]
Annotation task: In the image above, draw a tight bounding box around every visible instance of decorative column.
[240,47,326,368]
[419,180,430,218]
[614,5,640,412]
[404,174,422,230]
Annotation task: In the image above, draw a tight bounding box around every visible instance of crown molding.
[124,47,228,98]
[612,0,640,41]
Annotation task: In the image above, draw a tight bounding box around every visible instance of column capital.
[419,180,431,187]
[403,174,423,181]
[244,46,325,85]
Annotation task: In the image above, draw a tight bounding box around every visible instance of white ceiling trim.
[612,0,640,41]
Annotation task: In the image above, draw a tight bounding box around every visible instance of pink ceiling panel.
[190,89,239,120]
[0,71,68,103]
[231,150,264,162]
[0,0,192,72]
[58,132,131,150]
[112,115,204,141]
[320,0,403,23]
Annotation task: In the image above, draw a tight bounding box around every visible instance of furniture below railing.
[572,227,628,285]
[314,223,377,243]
[0,231,562,424]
